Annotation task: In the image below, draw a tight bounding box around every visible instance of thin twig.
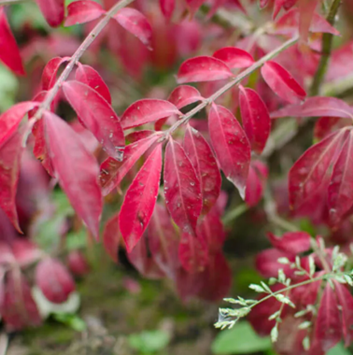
[309,0,341,96]
[22,0,135,146]
[163,36,299,139]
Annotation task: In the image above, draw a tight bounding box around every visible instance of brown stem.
[23,0,135,146]
[164,36,298,139]
[0,0,26,4]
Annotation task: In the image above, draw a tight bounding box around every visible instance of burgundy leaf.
[62,80,124,161]
[177,56,233,84]
[113,8,152,47]
[147,203,180,278]
[256,248,295,278]
[168,85,204,109]
[178,231,208,273]
[0,126,24,232]
[197,251,232,302]
[119,144,162,253]
[35,0,65,27]
[64,0,105,26]
[334,281,353,347]
[185,0,205,14]
[239,86,271,154]
[159,0,175,20]
[35,257,75,303]
[273,8,340,36]
[289,129,348,211]
[208,104,251,199]
[100,133,162,195]
[267,231,311,254]
[44,111,102,240]
[164,139,202,235]
[271,97,353,119]
[75,64,111,104]
[0,8,25,76]
[213,47,254,69]
[2,270,42,330]
[67,251,90,277]
[102,213,120,263]
[126,130,155,143]
[261,61,306,104]
[127,237,165,279]
[328,130,353,226]
[42,57,69,91]
[0,102,38,146]
[197,207,225,252]
[245,161,268,207]
[183,125,221,214]
[315,282,342,352]
[175,268,203,302]
[121,99,181,130]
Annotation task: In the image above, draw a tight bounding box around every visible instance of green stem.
[222,204,249,225]
[309,0,341,96]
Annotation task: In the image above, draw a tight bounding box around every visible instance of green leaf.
[212,321,271,354]
[53,313,86,332]
[128,330,170,353]
[0,66,18,112]
[327,343,352,355]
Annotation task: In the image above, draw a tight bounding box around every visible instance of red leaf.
[62,80,124,161]
[119,144,162,252]
[271,97,353,119]
[64,0,104,26]
[208,104,251,199]
[183,125,221,215]
[127,237,165,279]
[147,203,180,278]
[75,64,111,104]
[159,0,175,20]
[197,207,225,252]
[314,117,350,142]
[289,129,348,211]
[245,161,268,207]
[197,251,232,302]
[0,126,24,232]
[2,270,42,330]
[35,257,75,303]
[0,8,25,76]
[185,0,205,14]
[168,85,204,109]
[315,282,342,352]
[256,248,295,278]
[333,281,353,347]
[35,0,65,27]
[177,56,233,84]
[113,8,152,48]
[273,8,340,36]
[259,0,269,8]
[239,86,271,154]
[267,231,311,254]
[175,268,203,302]
[298,0,319,42]
[42,57,69,91]
[213,47,254,69]
[328,130,353,226]
[102,213,120,263]
[67,251,90,277]
[126,130,155,143]
[44,111,102,240]
[178,231,208,273]
[164,139,202,235]
[261,61,306,104]
[0,102,38,147]
[100,133,162,195]
[121,99,181,130]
